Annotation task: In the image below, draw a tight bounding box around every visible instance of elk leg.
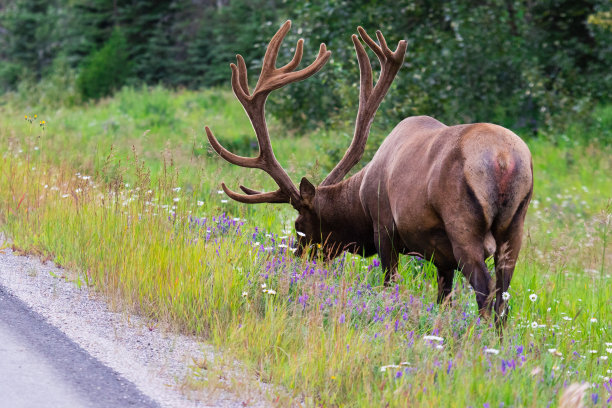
[374,229,399,285]
[493,198,529,324]
[451,244,493,317]
[436,268,455,305]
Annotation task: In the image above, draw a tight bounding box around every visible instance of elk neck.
[312,169,375,254]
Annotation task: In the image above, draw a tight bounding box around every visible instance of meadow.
[1,86,611,407]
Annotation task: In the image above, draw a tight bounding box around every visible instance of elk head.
[206,21,533,322]
[206,20,406,259]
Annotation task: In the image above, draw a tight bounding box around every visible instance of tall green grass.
[1,87,611,406]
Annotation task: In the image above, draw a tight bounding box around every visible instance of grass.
[1,86,611,407]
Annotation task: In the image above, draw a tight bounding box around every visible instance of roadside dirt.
[0,240,274,408]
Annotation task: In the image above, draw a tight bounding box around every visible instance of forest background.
[1,0,611,141]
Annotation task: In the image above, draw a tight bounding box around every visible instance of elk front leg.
[374,229,399,285]
[436,267,455,305]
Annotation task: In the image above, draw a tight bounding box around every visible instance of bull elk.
[206,21,533,319]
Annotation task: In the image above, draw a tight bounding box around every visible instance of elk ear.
[299,177,316,208]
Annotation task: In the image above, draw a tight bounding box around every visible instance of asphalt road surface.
[0,285,160,408]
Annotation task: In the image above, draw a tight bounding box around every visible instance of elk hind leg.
[450,240,493,317]
[493,209,528,324]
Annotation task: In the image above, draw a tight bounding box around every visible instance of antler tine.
[357,26,384,63]
[279,43,330,86]
[279,38,304,73]
[205,126,259,168]
[221,183,290,204]
[235,55,250,96]
[321,27,406,186]
[261,20,292,73]
[352,34,373,102]
[230,63,249,103]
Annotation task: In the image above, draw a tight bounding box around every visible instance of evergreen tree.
[0,0,60,90]
[77,27,130,100]
[61,0,117,69]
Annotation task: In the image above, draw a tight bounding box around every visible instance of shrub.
[77,28,130,100]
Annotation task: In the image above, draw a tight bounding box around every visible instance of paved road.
[0,285,160,408]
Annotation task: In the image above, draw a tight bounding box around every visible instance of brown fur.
[303,116,533,318]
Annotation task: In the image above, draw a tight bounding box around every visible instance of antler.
[206,20,331,207]
[321,27,407,186]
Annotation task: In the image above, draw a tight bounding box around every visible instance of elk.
[206,21,533,319]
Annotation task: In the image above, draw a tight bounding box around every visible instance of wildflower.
[502,292,510,301]
[548,348,562,357]
[590,318,597,323]
[221,199,228,203]
[607,348,612,354]
[529,293,537,302]
[75,188,82,193]
[217,190,223,194]
[589,350,598,354]
[265,289,276,295]
[197,201,204,206]
[242,291,248,297]
[173,197,180,202]
[530,367,542,376]
[423,335,444,342]
[531,321,538,329]
[261,283,266,289]
[172,187,181,192]
[61,194,70,198]
[380,364,400,372]
[296,231,306,237]
[563,316,572,321]
[485,348,500,355]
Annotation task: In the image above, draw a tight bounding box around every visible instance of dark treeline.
[0,0,611,133]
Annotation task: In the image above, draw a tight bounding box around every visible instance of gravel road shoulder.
[0,240,273,408]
